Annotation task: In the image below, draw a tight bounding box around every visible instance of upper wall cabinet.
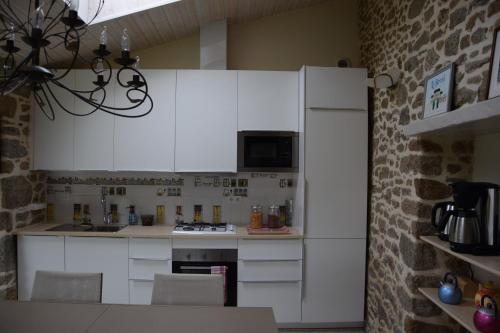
[175,70,238,173]
[305,66,367,110]
[74,70,115,170]
[237,71,299,131]
[114,70,176,171]
[33,71,75,170]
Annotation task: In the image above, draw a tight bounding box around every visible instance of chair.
[151,273,224,306]
[31,270,103,303]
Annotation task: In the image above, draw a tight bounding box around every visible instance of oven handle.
[179,266,212,271]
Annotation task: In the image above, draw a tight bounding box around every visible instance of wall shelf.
[404,97,500,137]
[419,288,479,333]
[420,236,500,277]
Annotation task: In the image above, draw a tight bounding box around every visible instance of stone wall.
[0,88,46,299]
[359,0,500,332]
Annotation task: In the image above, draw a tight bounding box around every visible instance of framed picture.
[487,26,500,99]
[422,64,455,118]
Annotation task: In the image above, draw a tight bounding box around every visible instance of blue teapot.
[438,272,462,305]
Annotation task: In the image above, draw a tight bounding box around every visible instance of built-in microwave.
[237,131,298,172]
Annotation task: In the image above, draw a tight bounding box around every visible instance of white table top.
[0,301,278,333]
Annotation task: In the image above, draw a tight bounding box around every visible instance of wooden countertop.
[14,223,303,240]
[0,301,278,333]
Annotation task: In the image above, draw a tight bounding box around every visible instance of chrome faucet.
[101,187,111,224]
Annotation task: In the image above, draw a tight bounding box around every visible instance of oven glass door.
[172,261,237,306]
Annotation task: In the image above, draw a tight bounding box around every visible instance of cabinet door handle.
[301,242,306,300]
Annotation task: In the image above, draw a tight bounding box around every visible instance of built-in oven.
[172,249,237,306]
[237,131,298,172]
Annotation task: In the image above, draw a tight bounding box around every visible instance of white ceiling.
[7,0,328,66]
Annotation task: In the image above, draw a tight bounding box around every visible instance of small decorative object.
[423,64,455,118]
[488,27,500,99]
[474,295,500,333]
[476,282,500,308]
[141,214,154,226]
[438,272,462,305]
[127,205,138,225]
[457,275,479,300]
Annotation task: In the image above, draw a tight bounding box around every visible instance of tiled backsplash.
[47,172,297,226]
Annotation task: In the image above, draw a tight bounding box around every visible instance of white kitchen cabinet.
[305,66,367,110]
[238,260,302,282]
[302,238,366,324]
[305,108,368,238]
[237,71,299,131]
[237,239,302,323]
[73,69,115,170]
[17,236,65,301]
[129,259,172,280]
[238,239,303,260]
[129,279,154,305]
[33,71,75,170]
[114,70,176,171]
[238,281,302,323]
[175,70,237,172]
[129,238,172,260]
[65,237,129,304]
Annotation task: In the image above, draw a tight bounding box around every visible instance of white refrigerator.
[299,66,368,326]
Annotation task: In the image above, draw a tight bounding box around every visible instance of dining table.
[0,300,279,333]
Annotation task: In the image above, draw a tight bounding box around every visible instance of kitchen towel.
[210,266,228,304]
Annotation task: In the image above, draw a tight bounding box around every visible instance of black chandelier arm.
[34,84,56,121]
[0,0,29,35]
[0,50,33,94]
[43,2,69,35]
[44,80,104,117]
[97,91,154,118]
[49,29,80,81]
[26,0,32,30]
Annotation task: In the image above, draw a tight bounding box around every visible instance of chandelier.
[0,0,153,120]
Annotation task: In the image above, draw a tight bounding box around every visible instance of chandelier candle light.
[0,0,153,119]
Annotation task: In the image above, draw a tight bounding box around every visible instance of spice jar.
[250,205,263,229]
[213,205,221,225]
[73,204,81,224]
[268,205,281,228]
[194,205,203,223]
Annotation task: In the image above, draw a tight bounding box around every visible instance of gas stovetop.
[172,222,236,235]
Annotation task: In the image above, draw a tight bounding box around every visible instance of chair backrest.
[151,273,224,306]
[31,270,103,303]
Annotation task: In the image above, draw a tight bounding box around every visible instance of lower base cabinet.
[17,236,65,301]
[301,238,366,324]
[65,237,129,304]
[129,280,154,305]
[238,281,302,323]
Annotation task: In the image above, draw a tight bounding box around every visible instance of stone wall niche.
[359,0,499,331]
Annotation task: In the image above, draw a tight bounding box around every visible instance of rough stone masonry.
[359,0,500,332]
[0,87,46,299]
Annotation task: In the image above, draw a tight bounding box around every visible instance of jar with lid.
[250,205,263,229]
[73,204,81,224]
[268,205,282,228]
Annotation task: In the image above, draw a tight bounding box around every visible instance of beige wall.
[135,0,360,70]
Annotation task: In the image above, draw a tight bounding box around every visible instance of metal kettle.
[445,209,481,254]
[431,201,455,241]
[438,272,462,305]
[474,295,500,333]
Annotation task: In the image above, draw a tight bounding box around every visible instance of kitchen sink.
[47,224,127,233]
